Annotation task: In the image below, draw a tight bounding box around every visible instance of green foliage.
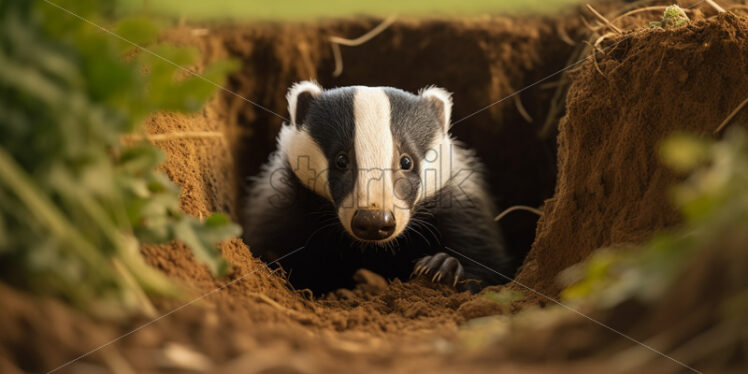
[650,5,689,29]
[0,0,239,316]
[561,128,748,307]
[484,288,524,306]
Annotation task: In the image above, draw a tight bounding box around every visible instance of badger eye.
[400,155,413,170]
[335,153,349,170]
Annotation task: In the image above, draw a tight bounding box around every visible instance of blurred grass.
[116,0,584,21]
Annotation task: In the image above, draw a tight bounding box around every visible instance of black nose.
[351,209,396,240]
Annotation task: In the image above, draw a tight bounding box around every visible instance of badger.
[242,81,512,294]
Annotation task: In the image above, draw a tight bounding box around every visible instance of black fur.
[385,87,441,156]
[243,164,512,294]
[303,87,357,205]
[243,85,512,294]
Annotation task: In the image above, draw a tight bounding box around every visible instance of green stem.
[0,147,112,276]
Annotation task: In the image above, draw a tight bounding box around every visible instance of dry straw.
[329,15,397,77]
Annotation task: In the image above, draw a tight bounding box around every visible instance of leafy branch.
[0,0,239,316]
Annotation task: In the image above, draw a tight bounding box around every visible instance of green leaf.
[484,289,523,305]
[0,0,239,317]
[659,134,709,173]
[173,216,239,276]
[118,144,166,174]
[114,17,159,52]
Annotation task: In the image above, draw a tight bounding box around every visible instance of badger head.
[277,81,455,244]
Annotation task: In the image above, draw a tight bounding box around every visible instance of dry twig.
[714,95,748,134]
[582,40,607,77]
[591,52,605,77]
[330,16,397,77]
[494,205,543,222]
[611,6,669,24]
[586,4,623,34]
[593,31,618,50]
[513,94,533,123]
[580,15,603,33]
[705,0,726,13]
[122,131,225,143]
[556,23,576,46]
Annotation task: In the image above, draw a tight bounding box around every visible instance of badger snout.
[351,209,396,240]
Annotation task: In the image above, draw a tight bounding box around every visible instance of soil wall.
[515,12,748,296]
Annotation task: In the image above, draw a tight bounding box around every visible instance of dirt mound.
[515,12,748,297]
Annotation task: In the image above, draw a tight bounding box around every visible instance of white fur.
[277,124,331,200]
[418,134,487,206]
[419,86,453,132]
[352,86,394,191]
[419,133,453,201]
[286,80,322,125]
[417,86,455,202]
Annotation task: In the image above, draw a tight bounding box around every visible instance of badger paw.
[412,252,465,287]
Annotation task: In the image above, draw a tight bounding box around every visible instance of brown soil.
[3,3,748,374]
[515,11,748,297]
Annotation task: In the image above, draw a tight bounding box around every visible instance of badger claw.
[432,272,441,283]
[412,252,464,288]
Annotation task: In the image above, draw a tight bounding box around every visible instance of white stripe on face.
[353,86,394,210]
[337,87,410,242]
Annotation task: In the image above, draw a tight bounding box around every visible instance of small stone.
[154,342,213,372]
[335,288,356,300]
[352,269,388,290]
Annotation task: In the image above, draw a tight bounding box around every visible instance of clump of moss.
[650,5,689,28]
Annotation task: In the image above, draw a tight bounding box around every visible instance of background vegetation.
[116,0,583,21]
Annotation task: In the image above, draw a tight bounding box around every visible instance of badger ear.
[419,86,453,132]
[287,81,323,126]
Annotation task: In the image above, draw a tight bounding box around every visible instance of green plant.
[484,288,524,306]
[649,5,689,28]
[0,0,239,317]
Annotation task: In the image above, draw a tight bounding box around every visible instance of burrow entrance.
[220,17,581,279]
